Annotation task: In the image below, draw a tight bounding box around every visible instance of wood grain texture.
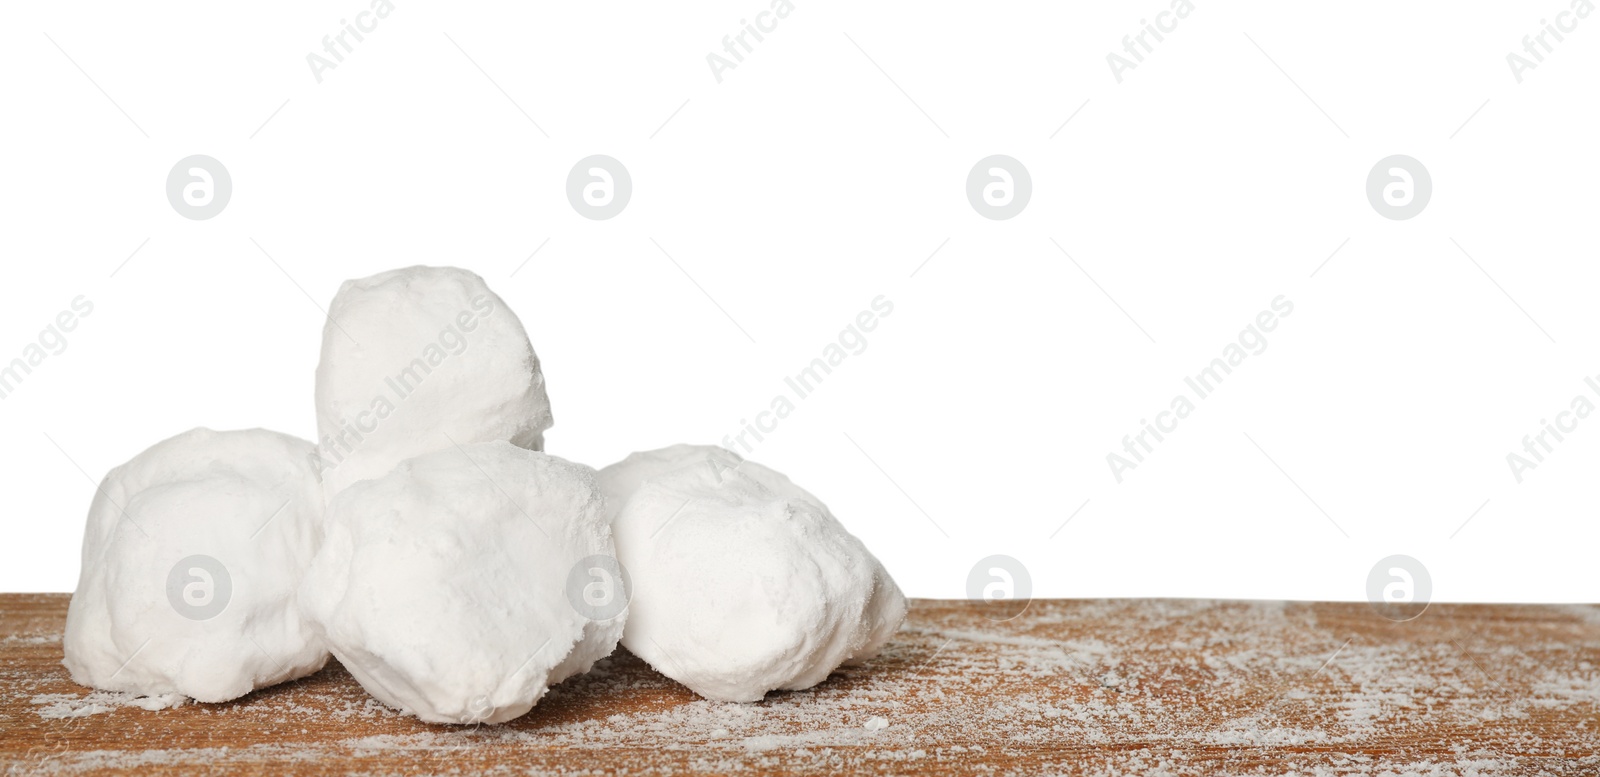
[3,594,1598,775]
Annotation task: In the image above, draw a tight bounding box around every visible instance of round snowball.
[300,442,623,724]
[63,428,328,703]
[313,266,553,497]
[609,451,905,702]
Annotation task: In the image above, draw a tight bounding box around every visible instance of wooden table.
[3,594,1597,775]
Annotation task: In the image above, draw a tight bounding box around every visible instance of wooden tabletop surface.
[2,594,1597,775]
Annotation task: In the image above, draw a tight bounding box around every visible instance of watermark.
[0,296,93,401]
[966,555,1031,621]
[1106,0,1197,84]
[306,0,398,83]
[1108,295,1294,483]
[1505,374,1600,482]
[718,295,894,458]
[565,555,631,622]
[1365,555,1430,622]
[312,295,497,475]
[966,155,1031,220]
[166,555,232,621]
[166,155,232,220]
[567,155,632,220]
[1506,1,1594,83]
[706,0,797,83]
[1365,155,1431,221]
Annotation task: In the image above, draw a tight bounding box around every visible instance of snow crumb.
[31,691,186,718]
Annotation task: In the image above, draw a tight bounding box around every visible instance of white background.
[2,1,1596,601]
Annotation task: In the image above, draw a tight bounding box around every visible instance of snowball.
[63,428,327,703]
[313,266,553,497]
[300,442,624,724]
[602,447,905,702]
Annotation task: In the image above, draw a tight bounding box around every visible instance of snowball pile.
[62,266,904,723]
